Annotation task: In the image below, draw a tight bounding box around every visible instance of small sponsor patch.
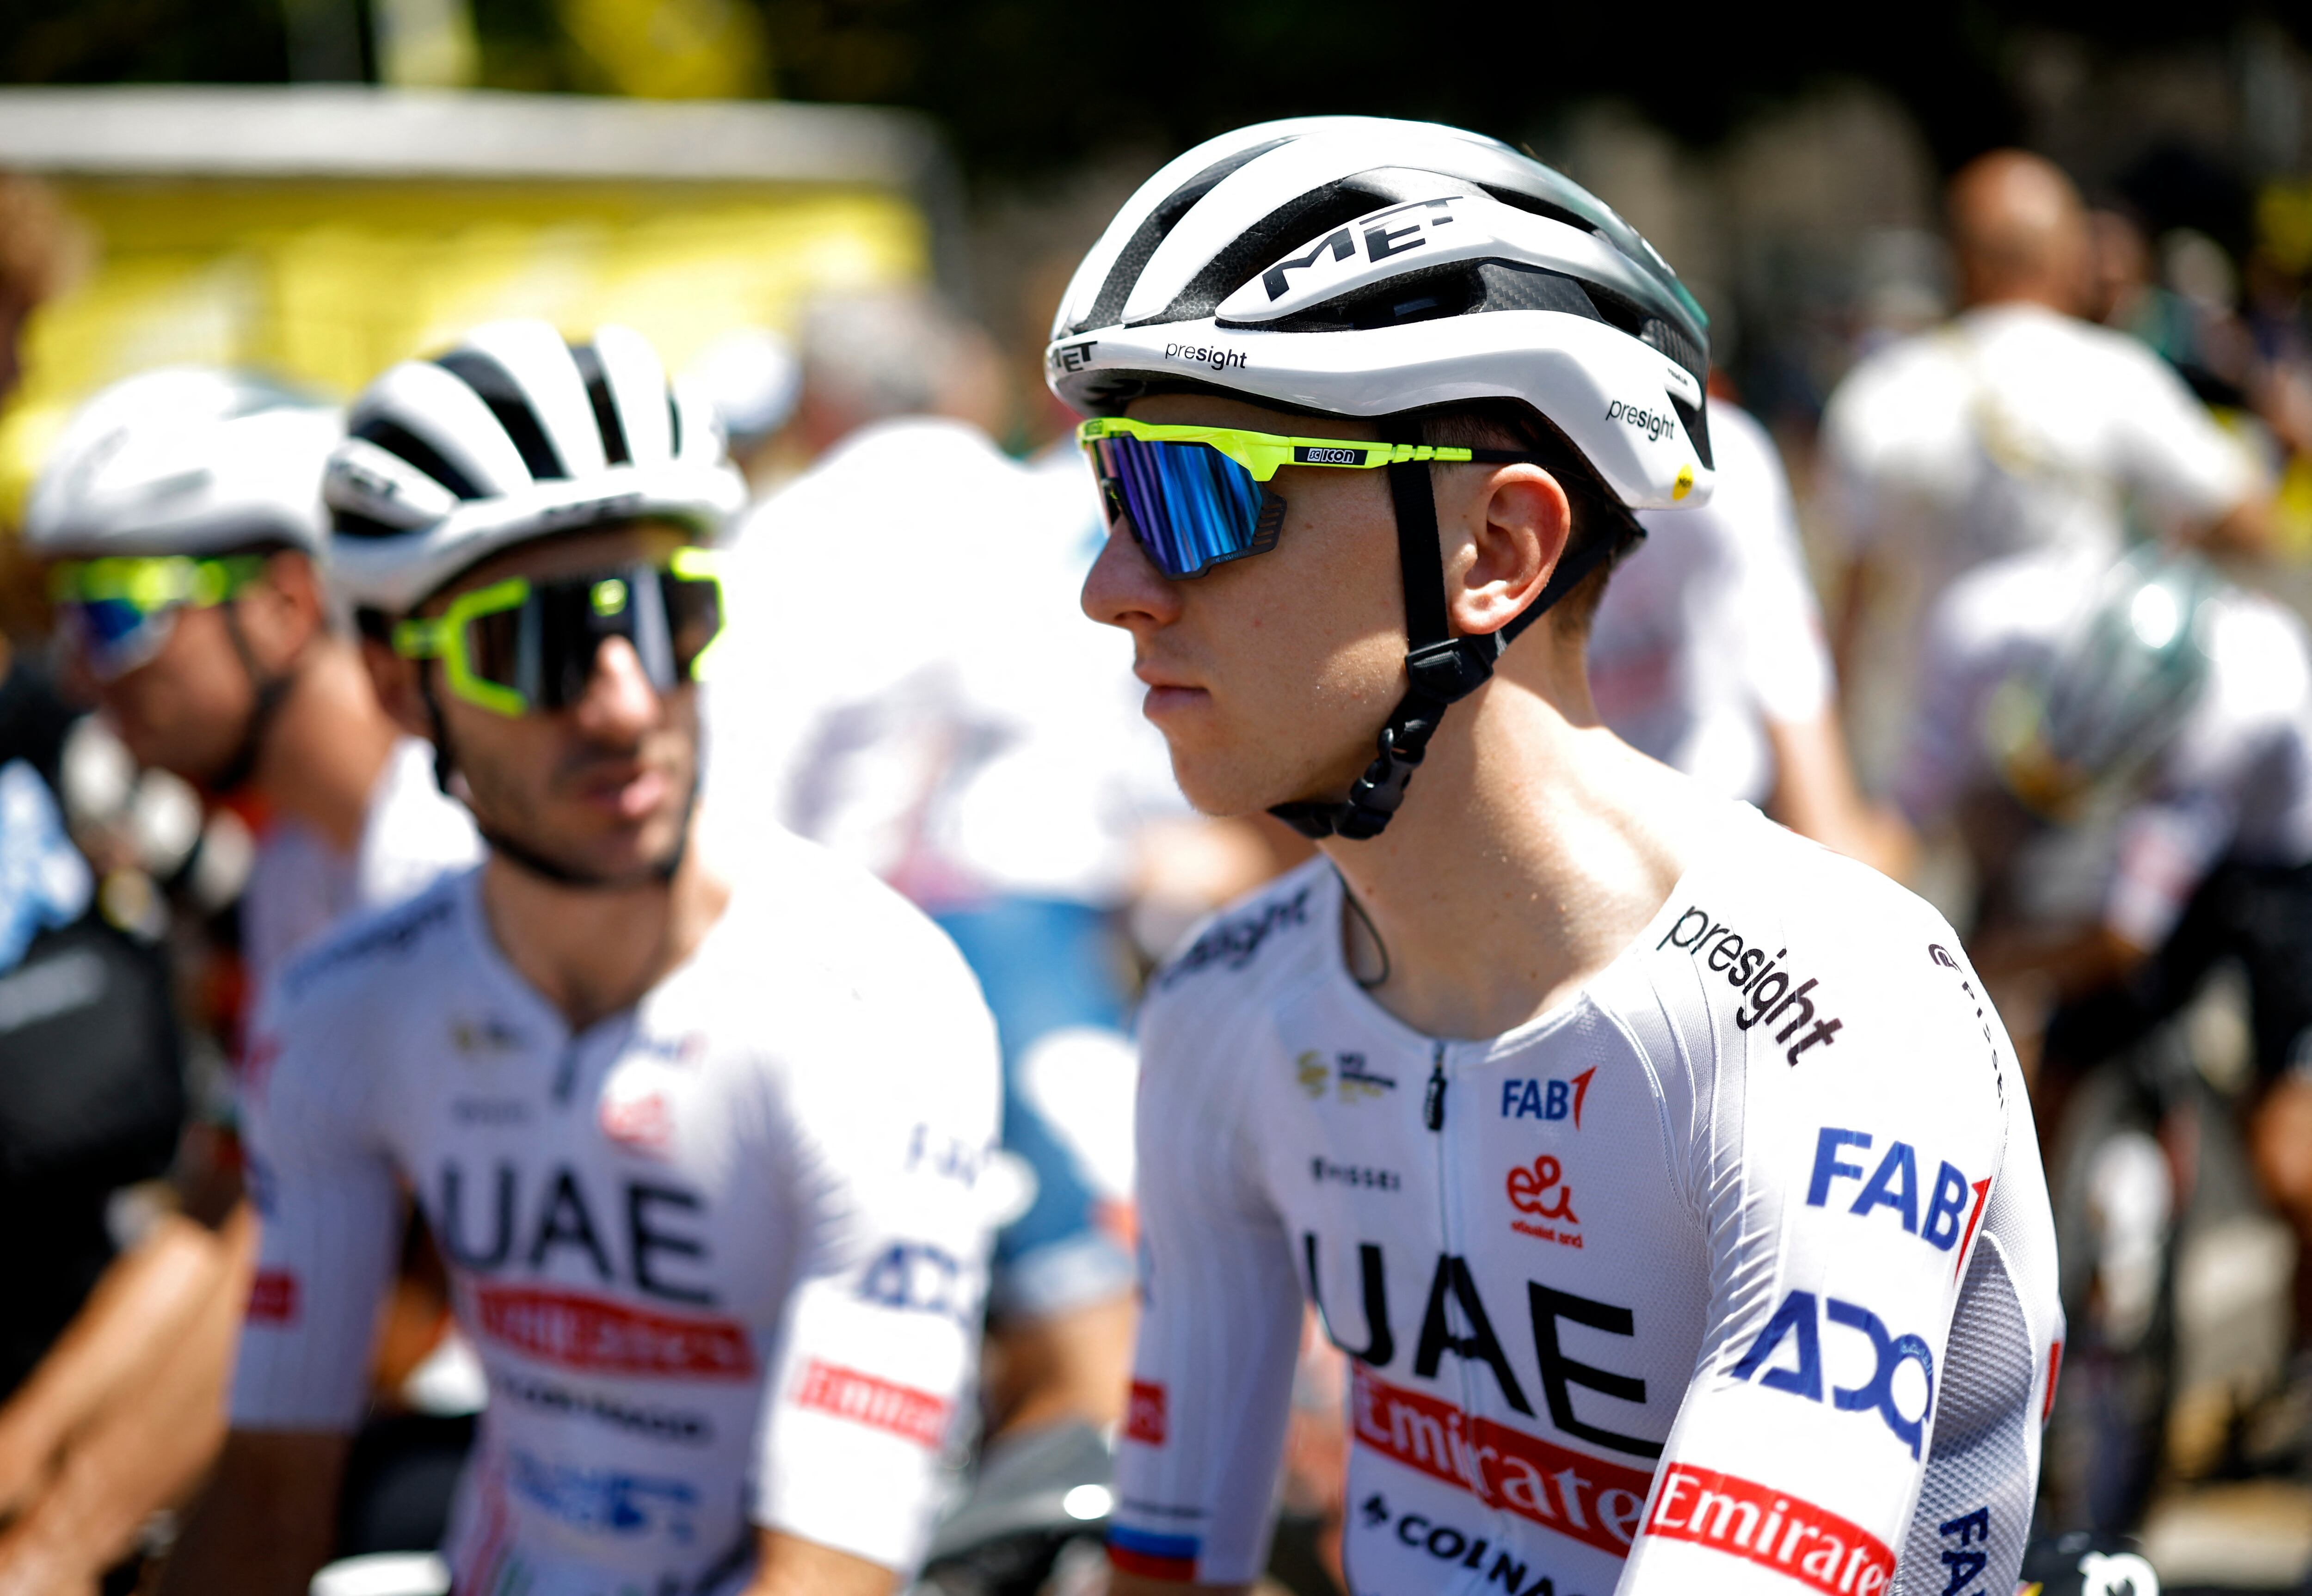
[793,1359,950,1449]
[1127,1380,1168,1445]
[247,1268,299,1325]
[472,1283,752,1378]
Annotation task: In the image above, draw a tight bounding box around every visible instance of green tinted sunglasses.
[392,547,725,718]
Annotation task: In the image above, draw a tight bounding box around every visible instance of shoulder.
[270,867,473,1015]
[1642,815,2000,1090]
[719,829,994,1047]
[1145,857,1331,1012]
[1822,330,1962,436]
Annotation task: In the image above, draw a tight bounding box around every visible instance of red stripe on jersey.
[1351,1365,1655,1557]
[471,1283,754,1378]
[247,1269,299,1325]
[1107,1544,1198,1581]
[1646,1464,1895,1596]
[793,1359,951,1448]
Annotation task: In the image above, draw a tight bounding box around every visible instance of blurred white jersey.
[240,736,478,997]
[1115,801,2060,1596]
[233,832,1002,1591]
[1590,405,1833,804]
[702,418,1180,910]
[1895,549,2312,948]
[1819,303,2257,781]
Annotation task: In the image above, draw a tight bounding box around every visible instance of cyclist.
[0,367,481,1593]
[1050,117,2061,1596]
[1892,545,2312,1516]
[158,320,1001,1596]
[1819,150,2267,786]
[1589,397,1908,877]
[26,367,480,992]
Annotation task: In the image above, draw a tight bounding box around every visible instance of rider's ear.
[1447,465,1567,640]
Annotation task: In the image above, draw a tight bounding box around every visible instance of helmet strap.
[1268,418,1622,841]
[205,598,297,796]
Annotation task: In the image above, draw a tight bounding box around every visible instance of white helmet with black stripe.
[1045,115,1714,511]
[325,319,745,614]
[1045,117,1714,840]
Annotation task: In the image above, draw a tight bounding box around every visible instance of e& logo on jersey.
[1504,1155,1581,1249]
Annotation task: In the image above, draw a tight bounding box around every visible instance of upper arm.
[750,943,1003,1573]
[2115,352,2258,524]
[229,984,402,1431]
[1107,993,1304,1588]
[1618,900,2026,1596]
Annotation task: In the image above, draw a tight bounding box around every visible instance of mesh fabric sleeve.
[229,975,403,1430]
[1616,862,2055,1596]
[1107,985,1304,1585]
[749,949,1002,1573]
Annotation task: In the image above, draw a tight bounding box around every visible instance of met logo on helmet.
[1252,197,1462,307]
[1047,339,1098,375]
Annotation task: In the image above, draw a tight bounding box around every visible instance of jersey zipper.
[1423,1040,1447,1131]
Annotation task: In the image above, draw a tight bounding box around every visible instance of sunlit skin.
[370,521,703,890]
[68,556,304,786]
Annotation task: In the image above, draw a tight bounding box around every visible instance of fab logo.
[1498,1067,1594,1127]
[1806,1128,1991,1278]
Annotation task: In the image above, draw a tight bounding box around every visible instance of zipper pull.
[1423,1042,1447,1132]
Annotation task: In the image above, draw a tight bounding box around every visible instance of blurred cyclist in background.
[1590,394,1910,877]
[0,368,479,1591]
[1821,150,2269,787]
[709,291,1180,1511]
[1894,544,2312,1522]
[161,319,999,1596]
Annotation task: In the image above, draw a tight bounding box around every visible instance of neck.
[1317,646,1703,1039]
[478,824,731,1031]
[250,639,400,854]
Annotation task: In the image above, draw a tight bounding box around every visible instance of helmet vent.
[350,415,483,502]
[570,344,632,467]
[436,350,567,483]
[1075,136,1297,336]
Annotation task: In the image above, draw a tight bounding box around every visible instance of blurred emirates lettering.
[246,1268,299,1325]
[1127,1380,1167,1445]
[472,1283,753,1379]
[1647,1465,1895,1596]
[793,1359,950,1449]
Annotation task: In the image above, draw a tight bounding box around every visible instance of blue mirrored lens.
[61,600,176,680]
[1095,435,1266,578]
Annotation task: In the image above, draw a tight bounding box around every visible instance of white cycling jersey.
[232,831,1002,1593]
[1117,801,2060,1596]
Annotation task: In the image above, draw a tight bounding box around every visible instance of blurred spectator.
[709,291,1178,1456]
[684,326,802,492]
[0,368,478,1592]
[1821,150,2269,786]
[1590,399,1910,877]
[0,173,85,407]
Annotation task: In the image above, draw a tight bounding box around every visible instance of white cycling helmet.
[1045,117,1714,839]
[25,367,339,559]
[1046,115,1714,511]
[325,319,744,614]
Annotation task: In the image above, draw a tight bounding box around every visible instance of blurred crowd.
[0,119,2308,1596]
